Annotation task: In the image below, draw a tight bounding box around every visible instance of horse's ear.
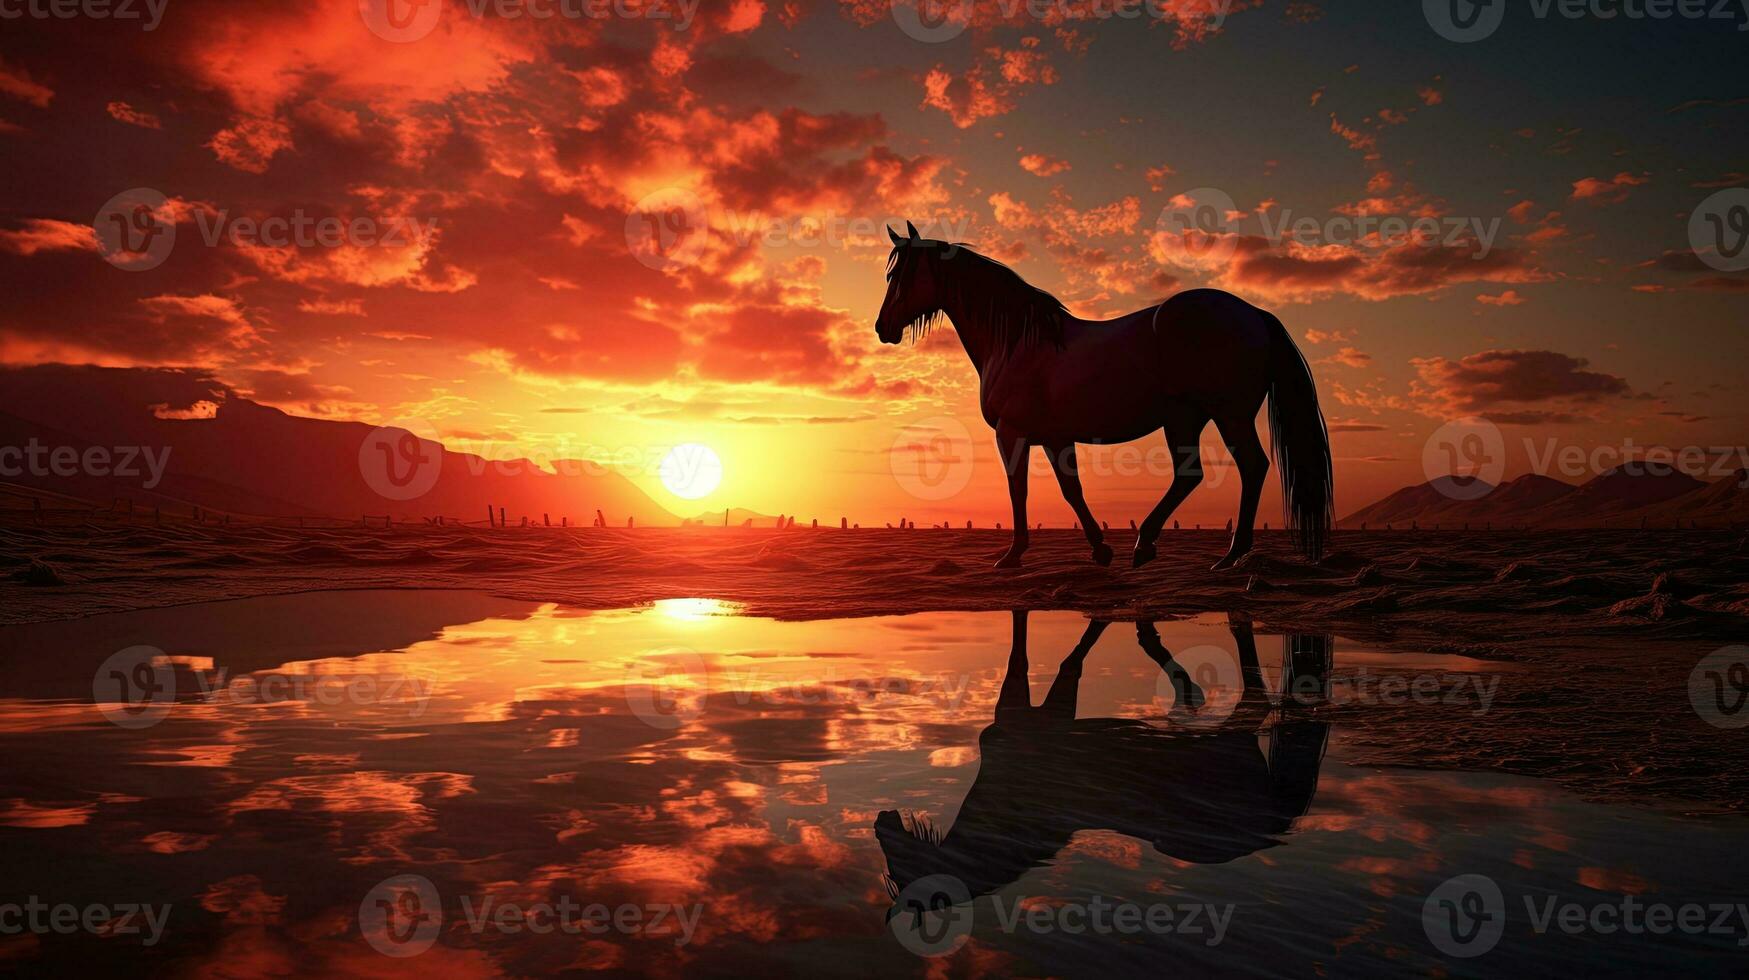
[906,221,920,240]
[888,225,904,246]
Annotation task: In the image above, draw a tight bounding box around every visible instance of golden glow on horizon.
[650,598,745,621]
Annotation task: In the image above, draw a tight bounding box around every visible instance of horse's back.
[1151,288,1275,404]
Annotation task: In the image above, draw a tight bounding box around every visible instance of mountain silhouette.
[0,364,676,525]
[1339,466,1739,528]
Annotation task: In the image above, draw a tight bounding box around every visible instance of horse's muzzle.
[875,322,902,345]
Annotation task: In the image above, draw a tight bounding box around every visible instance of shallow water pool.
[0,591,1741,976]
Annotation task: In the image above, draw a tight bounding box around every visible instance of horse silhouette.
[874,223,1333,571]
[876,611,1331,905]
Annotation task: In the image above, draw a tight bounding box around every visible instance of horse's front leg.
[1045,441,1112,566]
[994,426,1030,568]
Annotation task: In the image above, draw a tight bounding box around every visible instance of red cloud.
[1570,172,1650,205]
[1410,349,1631,418]
[1019,152,1071,177]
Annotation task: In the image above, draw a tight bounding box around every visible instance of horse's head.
[875,221,948,345]
[875,808,949,899]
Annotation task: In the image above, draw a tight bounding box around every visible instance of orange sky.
[1,0,1745,525]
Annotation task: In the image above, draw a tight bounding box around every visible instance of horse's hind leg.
[1212,410,1269,571]
[1045,442,1111,566]
[1132,405,1208,568]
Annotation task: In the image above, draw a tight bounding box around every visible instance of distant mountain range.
[688,507,781,527]
[0,364,678,526]
[1339,467,1749,528]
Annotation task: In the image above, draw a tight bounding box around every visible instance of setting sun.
[659,443,723,500]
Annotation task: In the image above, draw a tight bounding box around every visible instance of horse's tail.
[1264,313,1333,562]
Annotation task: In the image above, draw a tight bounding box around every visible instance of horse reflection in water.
[877,611,1332,903]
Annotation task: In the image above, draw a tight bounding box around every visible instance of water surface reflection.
[0,592,1739,977]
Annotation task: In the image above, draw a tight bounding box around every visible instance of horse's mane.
[888,243,1068,351]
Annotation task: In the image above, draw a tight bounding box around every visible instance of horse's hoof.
[1131,545,1157,569]
[1091,543,1113,567]
[994,552,1025,569]
[1211,552,1246,571]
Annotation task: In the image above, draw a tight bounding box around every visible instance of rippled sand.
[4,524,1746,650]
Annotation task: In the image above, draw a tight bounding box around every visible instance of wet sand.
[3,523,1746,657]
